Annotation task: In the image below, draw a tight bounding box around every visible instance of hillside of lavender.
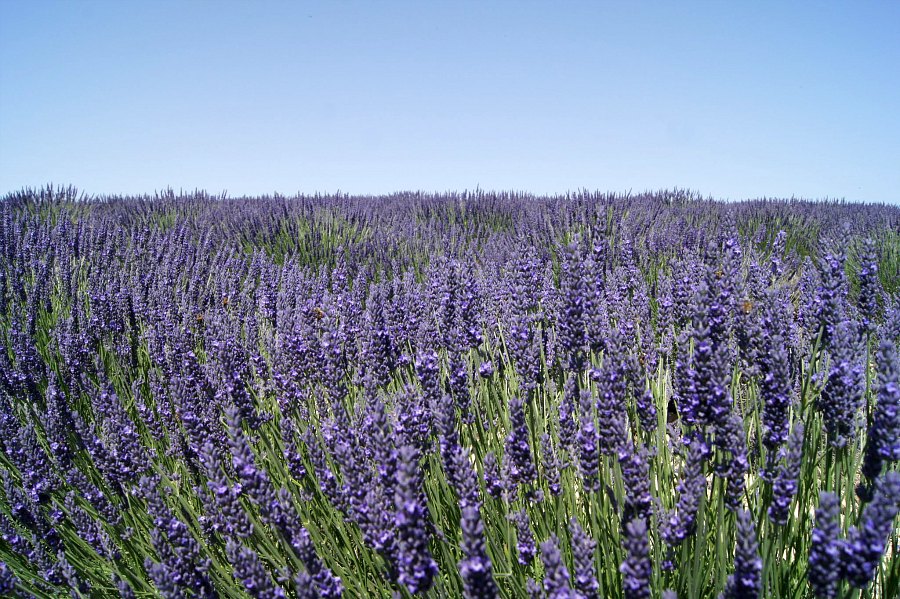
[2,186,900,598]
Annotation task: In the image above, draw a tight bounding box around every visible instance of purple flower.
[147,559,179,598]
[767,422,804,526]
[885,300,900,345]
[507,252,545,395]
[363,395,398,493]
[41,380,76,469]
[361,286,396,388]
[394,445,438,595]
[664,438,707,546]
[482,452,504,499]
[457,268,485,351]
[320,328,349,408]
[860,340,900,497]
[90,385,148,486]
[679,324,731,430]
[716,410,748,512]
[449,446,480,510]
[584,260,609,354]
[226,539,285,598]
[290,527,343,598]
[523,331,546,396]
[280,416,307,482]
[324,419,370,526]
[856,240,881,335]
[817,320,865,448]
[526,578,543,599]
[540,434,564,497]
[634,388,657,434]
[509,509,535,566]
[226,406,279,524]
[0,562,18,595]
[569,518,599,599]
[293,571,322,599]
[10,422,56,504]
[414,349,441,405]
[734,296,764,377]
[449,355,472,422]
[808,492,841,599]
[592,355,628,457]
[135,477,215,597]
[758,331,793,454]
[839,471,900,589]
[114,574,136,599]
[620,518,651,599]
[65,466,119,526]
[210,337,263,430]
[200,441,254,540]
[505,397,537,490]
[394,385,433,456]
[816,251,848,351]
[302,428,345,513]
[458,505,498,599]
[478,361,494,378]
[620,443,652,526]
[655,276,676,358]
[721,509,761,599]
[437,393,463,487]
[540,535,576,599]
[559,243,587,372]
[576,383,600,494]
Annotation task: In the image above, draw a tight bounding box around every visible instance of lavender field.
[1,186,899,598]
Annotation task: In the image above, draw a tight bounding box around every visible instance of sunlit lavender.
[1,186,899,598]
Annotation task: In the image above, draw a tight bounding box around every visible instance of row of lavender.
[0,186,899,598]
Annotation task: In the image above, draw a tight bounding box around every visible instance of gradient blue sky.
[2,1,899,202]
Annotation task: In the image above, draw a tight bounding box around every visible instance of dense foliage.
[1,185,899,598]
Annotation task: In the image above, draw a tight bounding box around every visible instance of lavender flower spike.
[226,539,285,598]
[505,396,537,489]
[808,493,841,599]
[394,445,439,595]
[621,518,651,599]
[509,509,536,566]
[540,535,576,599]
[0,562,18,596]
[840,471,900,590]
[816,319,864,448]
[540,434,564,497]
[721,509,762,599]
[664,438,707,546]
[291,527,343,598]
[569,518,599,599]
[577,385,600,494]
[482,452,504,499]
[768,422,804,526]
[860,340,900,497]
[458,505,499,599]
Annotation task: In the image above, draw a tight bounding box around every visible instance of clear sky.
[1,1,899,202]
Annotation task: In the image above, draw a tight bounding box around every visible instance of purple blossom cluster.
[0,187,898,598]
[809,473,900,595]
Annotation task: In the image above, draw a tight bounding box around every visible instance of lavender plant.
[0,187,898,598]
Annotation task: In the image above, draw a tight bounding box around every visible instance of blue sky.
[1,1,899,202]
